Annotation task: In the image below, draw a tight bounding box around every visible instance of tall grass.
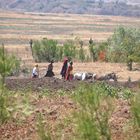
[130,93,140,139]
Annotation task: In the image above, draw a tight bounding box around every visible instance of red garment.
[65,65,73,80]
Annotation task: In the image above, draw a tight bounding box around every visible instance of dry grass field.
[0,10,140,46]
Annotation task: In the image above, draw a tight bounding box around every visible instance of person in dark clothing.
[44,60,55,77]
[60,57,68,79]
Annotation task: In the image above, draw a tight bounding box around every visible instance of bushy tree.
[0,44,20,124]
[32,38,58,62]
[63,40,76,59]
[108,27,140,70]
[0,44,19,87]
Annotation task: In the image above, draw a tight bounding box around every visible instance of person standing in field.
[32,64,39,78]
[44,60,55,77]
[60,57,68,79]
[65,61,73,81]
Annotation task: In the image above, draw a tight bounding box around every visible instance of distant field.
[0,10,140,62]
[0,11,140,45]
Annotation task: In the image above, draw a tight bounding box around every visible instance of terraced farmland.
[0,10,140,62]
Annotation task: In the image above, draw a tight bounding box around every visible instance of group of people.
[60,57,73,80]
[32,57,117,81]
[32,57,73,81]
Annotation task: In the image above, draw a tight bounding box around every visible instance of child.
[32,64,39,78]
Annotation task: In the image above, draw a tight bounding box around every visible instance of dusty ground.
[23,62,140,82]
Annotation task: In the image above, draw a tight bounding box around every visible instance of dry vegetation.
[0,10,140,45]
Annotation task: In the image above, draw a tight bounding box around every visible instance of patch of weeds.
[7,91,34,122]
[57,89,67,96]
[36,113,52,140]
[0,94,10,124]
[72,83,114,140]
[119,88,134,100]
[39,88,50,98]
[99,82,120,98]
[131,93,140,129]
[124,93,140,140]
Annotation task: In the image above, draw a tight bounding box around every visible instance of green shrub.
[0,95,10,124]
[107,27,140,70]
[131,94,140,128]
[32,38,58,62]
[63,40,76,59]
[0,43,20,124]
[79,47,85,62]
[72,83,114,140]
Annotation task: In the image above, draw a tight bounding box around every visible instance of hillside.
[0,0,140,17]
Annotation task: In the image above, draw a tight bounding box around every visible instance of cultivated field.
[1,10,140,64]
[0,10,140,140]
[1,10,140,45]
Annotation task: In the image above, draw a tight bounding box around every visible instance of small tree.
[108,27,140,70]
[63,40,76,59]
[89,39,98,62]
[0,44,20,124]
[32,38,58,62]
[0,44,19,90]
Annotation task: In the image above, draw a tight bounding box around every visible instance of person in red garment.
[65,61,73,81]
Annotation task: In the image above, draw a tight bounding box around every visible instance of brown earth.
[3,76,139,140]
[24,62,140,81]
[1,62,140,140]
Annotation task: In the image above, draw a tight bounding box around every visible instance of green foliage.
[131,94,140,128]
[37,113,52,140]
[0,44,20,124]
[124,93,140,140]
[79,47,85,62]
[72,83,134,140]
[63,40,76,59]
[55,46,63,61]
[0,95,10,124]
[89,43,98,62]
[72,83,114,140]
[107,27,140,69]
[0,44,20,79]
[32,38,58,62]
[32,38,81,62]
